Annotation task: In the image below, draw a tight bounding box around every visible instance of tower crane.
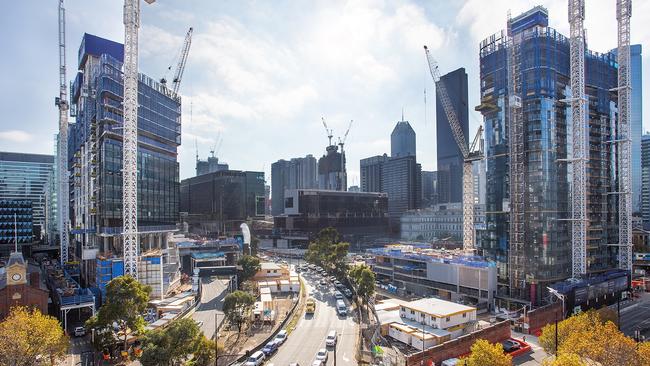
[55,0,70,265]
[338,119,353,152]
[321,117,334,146]
[424,45,484,251]
[161,27,193,95]
[122,0,156,278]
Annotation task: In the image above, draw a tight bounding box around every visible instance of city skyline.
[1,0,649,185]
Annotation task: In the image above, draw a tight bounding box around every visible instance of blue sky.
[1,0,648,183]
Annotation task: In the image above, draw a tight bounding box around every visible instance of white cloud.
[0,130,32,143]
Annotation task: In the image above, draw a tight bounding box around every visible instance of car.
[306,298,316,314]
[336,299,347,316]
[311,361,323,366]
[334,292,344,300]
[335,283,345,290]
[325,330,337,347]
[315,348,328,362]
[275,329,288,345]
[502,339,521,353]
[74,326,86,337]
[262,340,279,356]
[343,288,353,298]
[245,350,265,366]
[333,280,342,287]
[319,279,328,286]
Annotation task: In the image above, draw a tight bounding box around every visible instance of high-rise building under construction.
[477,7,620,305]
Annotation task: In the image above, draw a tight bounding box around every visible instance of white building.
[400,203,485,242]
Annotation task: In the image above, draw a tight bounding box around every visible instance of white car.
[325,330,337,347]
[275,329,288,345]
[74,327,85,337]
[315,348,328,362]
[311,361,323,366]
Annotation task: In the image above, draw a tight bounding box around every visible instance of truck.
[306,298,316,315]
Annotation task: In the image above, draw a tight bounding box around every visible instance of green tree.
[349,264,375,306]
[238,255,261,282]
[140,318,206,366]
[305,227,349,276]
[223,290,256,332]
[188,337,220,366]
[0,306,69,366]
[463,339,512,366]
[86,275,151,351]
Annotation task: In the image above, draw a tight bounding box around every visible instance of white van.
[245,350,265,366]
[326,330,337,346]
[336,300,347,316]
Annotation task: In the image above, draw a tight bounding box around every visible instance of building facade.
[477,7,619,304]
[421,171,438,207]
[318,145,346,191]
[391,121,416,158]
[0,152,54,241]
[196,154,229,176]
[360,154,388,193]
[383,156,421,222]
[0,251,49,320]
[180,170,265,236]
[0,200,33,256]
[69,33,181,259]
[642,134,650,223]
[401,203,485,243]
[271,155,318,216]
[436,68,469,204]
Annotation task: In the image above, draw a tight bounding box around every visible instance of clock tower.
[6,251,27,286]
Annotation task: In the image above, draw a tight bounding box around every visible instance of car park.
[244,350,265,366]
[315,348,328,362]
[262,340,278,356]
[275,329,288,345]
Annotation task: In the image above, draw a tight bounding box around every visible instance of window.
[463,313,467,318]
[446,317,450,322]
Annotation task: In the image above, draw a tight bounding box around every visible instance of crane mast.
[424,45,481,251]
[616,0,632,271]
[568,0,588,277]
[172,27,193,95]
[56,0,70,265]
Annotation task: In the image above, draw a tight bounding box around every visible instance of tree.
[463,339,512,366]
[539,310,602,355]
[542,353,586,366]
[0,306,69,366]
[638,342,650,366]
[305,227,349,276]
[349,264,375,306]
[140,318,206,366]
[238,255,261,282]
[87,275,151,351]
[188,337,220,366]
[223,290,256,332]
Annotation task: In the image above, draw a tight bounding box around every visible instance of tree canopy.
[0,306,69,366]
[540,309,645,366]
[223,290,256,332]
[238,255,261,282]
[463,339,512,366]
[305,227,349,276]
[349,264,375,304]
[86,275,151,351]
[140,318,212,366]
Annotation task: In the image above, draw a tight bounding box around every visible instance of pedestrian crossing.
[70,337,91,348]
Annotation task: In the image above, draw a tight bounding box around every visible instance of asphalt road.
[192,276,230,339]
[268,269,358,366]
[619,293,650,339]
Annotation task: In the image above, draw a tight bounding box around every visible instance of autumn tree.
[238,255,261,282]
[542,353,586,366]
[86,275,151,351]
[638,342,650,366]
[223,290,256,332]
[0,306,69,366]
[463,339,512,366]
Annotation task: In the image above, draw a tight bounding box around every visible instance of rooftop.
[260,262,283,271]
[367,244,494,269]
[402,298,476,317]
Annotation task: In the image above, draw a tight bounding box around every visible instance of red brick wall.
[406,321,511,365]
[0,285,49,320]
[525,302,562,335]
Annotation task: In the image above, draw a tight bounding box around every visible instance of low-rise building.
[369,244,496,309]
[253,262,300,293]
[400,203,485,243]
[0,251,49,319]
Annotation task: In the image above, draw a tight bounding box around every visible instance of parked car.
[343,288,353,298]
[502,339,521,353]
[319,279,328,286]
[275,329,288,345]
[74,326,86,337]
[262,340,279,356]
[326,330,337,347]
[334,292,344,300]
[244,350,265,366]
[315,348,328,362]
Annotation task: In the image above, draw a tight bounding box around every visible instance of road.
[192,276,230,339]
[60,335,93,366]
[619,292,650,339]
[269,269,358,366]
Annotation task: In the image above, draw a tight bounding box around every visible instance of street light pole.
[554,310,558,356]
[215,312,219,366]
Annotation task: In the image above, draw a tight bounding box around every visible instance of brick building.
[0,251,49,319]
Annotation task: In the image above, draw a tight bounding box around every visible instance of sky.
[1,0,649,183]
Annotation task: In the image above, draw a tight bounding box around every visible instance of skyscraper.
[360,154,388,193]
[421,171,438,207]
[436,68,469,204]
[642,134,650,223]
[271,155,318,215]
[69,33,181,259]
[0,152,54,241]
[318,145,346,191]
[477,7,619,304]
[390,121,416,158]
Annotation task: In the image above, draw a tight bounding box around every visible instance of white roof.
[375,299,409,311]
[260,287,272,294]
[261,262,282,271]
[261,293,273,303]
[402,298,475,317]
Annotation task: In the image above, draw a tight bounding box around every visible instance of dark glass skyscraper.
[360,154,388,193]
[477,7,619,304]
[390,121,416,158]
[436,68,468,204]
